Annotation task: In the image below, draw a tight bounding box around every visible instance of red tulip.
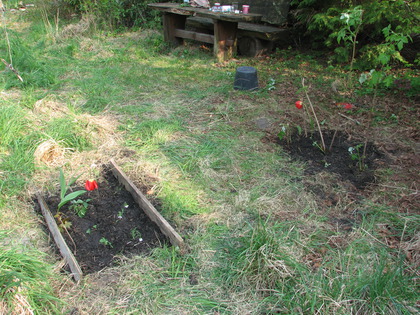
[85,179,98,191]
[295,101,303,109]
[336,102,354,110]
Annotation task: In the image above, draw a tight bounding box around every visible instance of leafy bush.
[60,0,164,29]
[289,0,420,69]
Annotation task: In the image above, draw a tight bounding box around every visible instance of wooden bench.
[186,17,291,57]
[149,3,263,62]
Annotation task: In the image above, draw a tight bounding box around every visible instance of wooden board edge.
[36,194,83,282]
[109,159,185,250]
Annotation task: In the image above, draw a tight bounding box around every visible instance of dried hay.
[0,287,34,315]
[31,110,125,196]
[61,15,93,38]
[33,98,68,118]
[0,89,22,101]
[76,37,115,60]
[65,113,123,170]
[128,160,162,193]
[34,139,68,167]
[402,232,420,271]
[77,113,120,144]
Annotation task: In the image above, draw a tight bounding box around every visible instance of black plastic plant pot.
[234,66,259,91]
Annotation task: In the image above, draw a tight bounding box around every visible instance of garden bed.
[36,160,183,280]
[278,129,384,190]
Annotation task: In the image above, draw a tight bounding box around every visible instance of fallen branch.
[1,59,23,82]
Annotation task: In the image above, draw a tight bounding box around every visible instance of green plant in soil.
[86,224,98,234]
[57,168,87,211]
[69,198,91,218]
[348,143,367,171]
[358,24,413,103]
[278,124,303,144]
[130,228,142,241]
[337,5,363,72]
[117,202,128,219]
[99,237,113,248]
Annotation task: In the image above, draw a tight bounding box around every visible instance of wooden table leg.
[163,12,187,46]
[213,20,238,62]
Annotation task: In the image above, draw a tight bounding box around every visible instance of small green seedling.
[118,202,129,219]
[69,199,91,217]
[278,125,287,141]
[312,140,326,154]
[86,224,97,234]
[348,143,367,171]
[99,237,113,248]
[130,228,143,241]
[278,125,302,144]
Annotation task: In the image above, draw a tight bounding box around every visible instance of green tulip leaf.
[58,190,87,210]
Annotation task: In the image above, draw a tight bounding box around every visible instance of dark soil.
[37,167,169,274]
[278,129,384,190]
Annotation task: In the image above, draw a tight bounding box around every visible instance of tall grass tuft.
[0,105,26,151]
[45,117,92,151]
[0,231,61,314]
[219,218,306,291]
[0,105,37,197]
[0,33,56,88]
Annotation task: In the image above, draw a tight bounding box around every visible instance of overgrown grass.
[0,231,62,314]
[0,104,36,198]
[216,217,418,313]
[0,2,418,314]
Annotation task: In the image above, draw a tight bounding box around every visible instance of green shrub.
[290,0,419,68]
[61,0,163,29]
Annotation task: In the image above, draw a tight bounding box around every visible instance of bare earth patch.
[278,129,383,190]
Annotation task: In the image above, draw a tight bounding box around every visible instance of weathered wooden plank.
[238,27,290,41]
[37,194,83,282]
[214,19,238,62]
[174,29,214,44]
[187,16,288,41]
[174,29,234,46]
[163,12,187,46]
[109,159,185,250]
